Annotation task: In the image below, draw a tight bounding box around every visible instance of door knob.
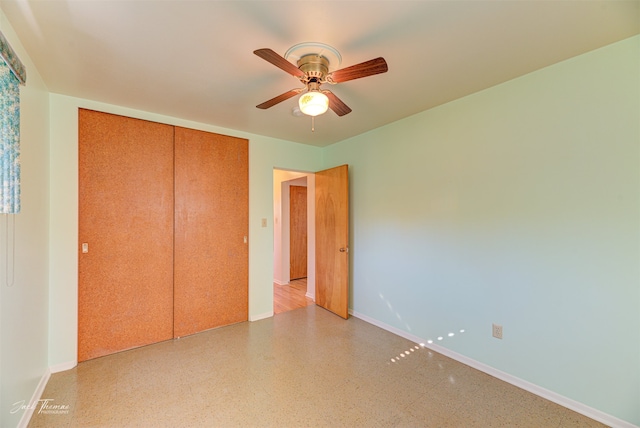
[339,247,349,253]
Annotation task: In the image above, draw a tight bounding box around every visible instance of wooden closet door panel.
[174,127,248,338]
[78,109,175,361]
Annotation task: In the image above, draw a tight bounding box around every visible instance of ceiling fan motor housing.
[297,54,329,82]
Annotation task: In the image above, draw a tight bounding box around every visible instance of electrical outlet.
[492,323,503,339]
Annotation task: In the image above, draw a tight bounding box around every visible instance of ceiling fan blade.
[326,57,388,84]
[254,48,305,79]
[256,88,304,109]
[323,90,352,116]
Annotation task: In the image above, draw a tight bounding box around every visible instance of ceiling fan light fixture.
[254,46,387,118]
[298,91,329,116]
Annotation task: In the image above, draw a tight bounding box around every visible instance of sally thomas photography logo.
[11,399,70,415]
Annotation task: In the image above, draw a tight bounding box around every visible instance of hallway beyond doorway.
[274,279,314,314]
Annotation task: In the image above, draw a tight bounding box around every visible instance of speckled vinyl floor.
[28,305,607,428]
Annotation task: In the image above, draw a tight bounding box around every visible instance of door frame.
[273,169,316,302]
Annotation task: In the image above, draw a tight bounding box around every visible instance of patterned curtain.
[0,59,20,213]
[0,31,25,214]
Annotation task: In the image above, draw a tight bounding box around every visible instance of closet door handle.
[339,247,348,253]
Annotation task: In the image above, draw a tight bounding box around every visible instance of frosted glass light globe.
[298,91,329,116]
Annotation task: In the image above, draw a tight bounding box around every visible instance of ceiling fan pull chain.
[312,116,315,132]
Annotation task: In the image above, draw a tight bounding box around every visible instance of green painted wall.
[323,35,640,425]
[0,11,50,428]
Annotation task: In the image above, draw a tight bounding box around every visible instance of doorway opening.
[273,169,316,314]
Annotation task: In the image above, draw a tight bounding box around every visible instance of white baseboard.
[273,279,288,286]
[49,360,76,373]
[249,311,273,322]
[349,309,638,428]
[16,368,51,428]
[305,291,315,301]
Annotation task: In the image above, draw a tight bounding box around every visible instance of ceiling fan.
[254,42,388,117]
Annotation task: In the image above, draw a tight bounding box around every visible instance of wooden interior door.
[315,165,349,319]
[78,109,175,361]
[290,185,307,280]
[173,127,249,338]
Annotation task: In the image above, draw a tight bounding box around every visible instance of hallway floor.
[273,278,314,314]
[28,306,606,427]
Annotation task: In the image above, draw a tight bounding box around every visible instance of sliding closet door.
[78,109,175,361]
[173,127,249,337]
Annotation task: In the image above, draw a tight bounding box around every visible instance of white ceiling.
[1,1,638,147]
